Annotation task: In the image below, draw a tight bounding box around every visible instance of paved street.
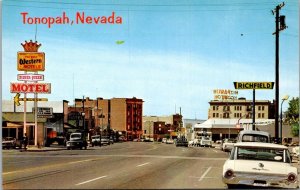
[3,142,230,189]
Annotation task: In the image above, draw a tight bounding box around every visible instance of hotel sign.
[17,74,44,81]
[17,52,45,71]
[233,82,274,90]
[213,89,238,100]
[10,83,51,93]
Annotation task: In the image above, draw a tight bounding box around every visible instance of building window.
[258,113,261,118]
[234,106,242,111]
[262,113,265,118]
[213,113,216,117]
[262,106,265,111]
[258,106,261,111]
[213,106,219,111]
[216,113,219,118]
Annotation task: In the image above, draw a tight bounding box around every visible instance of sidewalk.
[23,145,66,152]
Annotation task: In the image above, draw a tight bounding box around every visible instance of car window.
[285,150,292,163]
[242,134,268,142]
[71,134,81,138]
[237,147,284,162]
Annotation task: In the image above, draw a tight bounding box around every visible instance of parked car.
[222,142,298,189]
[109,136,115,144]
[222,138,237,152]
[175,136,188,147]
[101,137,110,145]
[66,132,87,150]
[2,137,17,149]
[291,146,299,159]
[162,138,167,143]
[166,138,174,144]
[91,135,101,146]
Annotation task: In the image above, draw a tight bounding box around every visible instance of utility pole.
[272,2,287,142]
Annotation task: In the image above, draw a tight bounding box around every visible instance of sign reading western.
[17,52,45,71]
[10,83,51,93]
[17,74,44,81]
[233,82,274,90]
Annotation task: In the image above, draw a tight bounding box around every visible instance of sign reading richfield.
[233,82,274,90]
[17,52,45,71]
[10,83,51,93]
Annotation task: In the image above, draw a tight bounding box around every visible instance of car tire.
[227,184,237,189]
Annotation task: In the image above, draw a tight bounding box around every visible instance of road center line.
[69,159,93,164]
[75,175,107,186]
[136,162,150,167]
[198,167,212,181]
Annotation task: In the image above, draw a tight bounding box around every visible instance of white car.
[222,142,298,189]
[292,146,299,158]
[222,139,237,152]
[166,138,174,144]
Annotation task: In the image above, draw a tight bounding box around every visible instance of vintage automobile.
[222,138,237,152]
[91,135,101,146]
[237,130,271,143]
[2,137,17,149]
[175,136,188,147]
[166,138,174,144]
[222,142,298,189]
[66,132,87,150]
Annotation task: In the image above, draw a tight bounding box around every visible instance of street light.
[280,95,289,144]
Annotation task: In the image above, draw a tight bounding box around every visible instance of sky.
[2,0,299,119]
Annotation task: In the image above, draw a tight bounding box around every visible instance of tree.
[285,97,299,136]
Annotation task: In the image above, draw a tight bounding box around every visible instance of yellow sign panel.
[17,52,45,71]
[233,82,274,90]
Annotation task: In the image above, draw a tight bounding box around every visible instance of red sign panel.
[10,83,51,93]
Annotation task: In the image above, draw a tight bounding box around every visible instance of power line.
[4,0,278,7]
[3,4,273,12]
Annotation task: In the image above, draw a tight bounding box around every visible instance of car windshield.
[92,136,99,139]
[70,134,81,138]
[237,147,286,162]
[242,134,268,142]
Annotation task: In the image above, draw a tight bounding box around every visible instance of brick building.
[67,97,143,141]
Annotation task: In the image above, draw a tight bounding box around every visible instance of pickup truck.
[66,132,87,150]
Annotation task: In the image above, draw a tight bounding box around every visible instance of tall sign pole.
[272,2,287,142]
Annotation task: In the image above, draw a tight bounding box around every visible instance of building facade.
[67,97,144,141]
[208,98,275,120]
[2,100,68,146]
[142,114,183,141]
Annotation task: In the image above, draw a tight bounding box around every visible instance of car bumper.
[222,172,298,189]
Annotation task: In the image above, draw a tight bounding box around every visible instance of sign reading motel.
[17,52,45,71]
[17,74,44,81]
[10,83,51,93]
[233,82,274,90]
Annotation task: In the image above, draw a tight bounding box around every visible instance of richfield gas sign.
[10,83,51,93]
[17,52,45,71]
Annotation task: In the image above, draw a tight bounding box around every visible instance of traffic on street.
[3,142,230,189]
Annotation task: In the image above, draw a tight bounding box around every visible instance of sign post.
[233,82,274,130]
[12,40,50,147]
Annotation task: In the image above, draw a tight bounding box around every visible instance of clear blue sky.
[2,0,299,119]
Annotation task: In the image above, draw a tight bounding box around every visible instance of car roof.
[239,130,270,136]
[234,142,288,149]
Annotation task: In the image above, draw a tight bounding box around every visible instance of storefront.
[2,112,46,145]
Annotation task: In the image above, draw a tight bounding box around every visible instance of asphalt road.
[3,142,230,189]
